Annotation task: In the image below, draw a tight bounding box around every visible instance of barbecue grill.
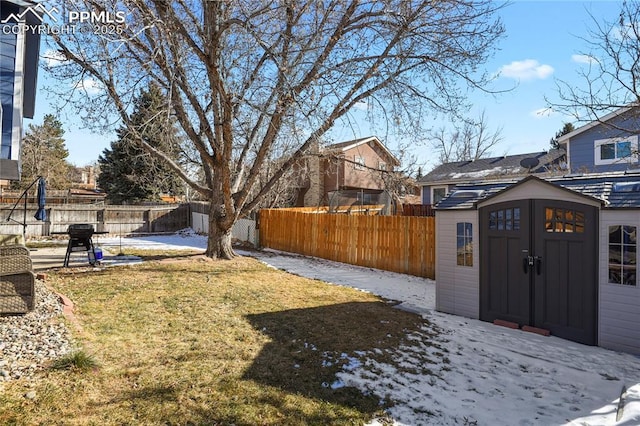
[64,224,97,267]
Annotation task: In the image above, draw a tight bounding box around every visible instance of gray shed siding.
[568,113,640,173]
[435,210,479,318]
[599,210,640,355]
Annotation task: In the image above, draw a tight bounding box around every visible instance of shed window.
[545,207,585,233]
[488,207,520,231]
[456,222,473,267]
[609,225,637,286]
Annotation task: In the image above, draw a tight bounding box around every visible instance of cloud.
[531,107,555,118]
[498,59,554,81]
[73,77,102,95]
[572,54,597,65]
[353,101,368,111]
[41,49,67,67]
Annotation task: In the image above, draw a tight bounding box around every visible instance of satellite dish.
[520,157,540,171]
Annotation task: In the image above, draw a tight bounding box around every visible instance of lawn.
[0,254,440,425]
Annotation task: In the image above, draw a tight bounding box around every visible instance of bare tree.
[429,111,504,164]
[44,0,505,259]
[551,1,640,128]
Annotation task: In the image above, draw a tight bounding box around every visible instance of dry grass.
[0,255,437,425]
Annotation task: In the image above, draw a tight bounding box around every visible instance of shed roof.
[435,171,640,210]
[418,149,566,185]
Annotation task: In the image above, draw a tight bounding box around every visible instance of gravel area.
[0,280,73,382]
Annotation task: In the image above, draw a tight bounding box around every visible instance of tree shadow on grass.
[242,301,437,417]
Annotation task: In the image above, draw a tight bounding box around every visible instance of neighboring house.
[418,150,566,205]
[0,0,40,182]
[70,165,97,190]
[298,136,401,207]
[557,105,640,174]
[435,172,640,355]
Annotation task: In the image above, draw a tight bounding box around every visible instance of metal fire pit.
[64,224,97,267]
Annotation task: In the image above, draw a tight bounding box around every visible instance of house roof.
[556,105,636,145]
[435,171,640,210]
[418,149,566,185]
[324,136,401,166]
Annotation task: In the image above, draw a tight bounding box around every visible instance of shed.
[435,172,640,354]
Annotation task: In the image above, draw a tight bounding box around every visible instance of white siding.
[599,211,640,354]
[435,210,479,319]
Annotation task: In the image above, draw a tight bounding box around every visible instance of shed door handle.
[535,256,542,275]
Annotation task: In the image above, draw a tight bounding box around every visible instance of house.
[558,105,640,174]
[0,0,40,182]
[298,136,401,207]
[70,165,98,190]
[417,149,566,206]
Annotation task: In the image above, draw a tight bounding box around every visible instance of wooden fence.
[402,203,435,217]
[0,204,189,237]
[260,208,435,279]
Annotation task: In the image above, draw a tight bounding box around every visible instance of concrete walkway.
[29,245,141,271]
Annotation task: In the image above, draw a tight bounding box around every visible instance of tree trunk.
[206,200,235,259]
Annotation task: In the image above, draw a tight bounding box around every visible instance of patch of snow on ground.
[95,232,640,425]
[94,230,207,252]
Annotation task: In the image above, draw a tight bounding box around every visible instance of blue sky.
[467,1,621,158]
[30,1,624,170]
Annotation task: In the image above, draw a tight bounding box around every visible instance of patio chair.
[0,244,35,314]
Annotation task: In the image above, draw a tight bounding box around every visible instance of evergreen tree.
[98,84,184,204]
[16,114,72,190]
[550,123,575,149]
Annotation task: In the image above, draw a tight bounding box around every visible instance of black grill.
[67,224,95,240]
[64,224,96,267]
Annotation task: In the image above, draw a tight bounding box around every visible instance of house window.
[378,161,387,171]
[456,222,473,267]
[594,136,638,165]
[609,225,637,286]
[354,155,365,170]
[488,207,520,231]
[544,207,585,233]
[432,187,447,204]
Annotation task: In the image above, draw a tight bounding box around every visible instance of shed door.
[480,199,598,345]
[480,200,530,326]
